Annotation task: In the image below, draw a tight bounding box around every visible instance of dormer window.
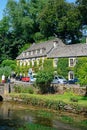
[40,49,42,54]
[33,50,36,54]
[26,52,29,56]
[23,53,25,57]
[31,51,33,55]
[37,49,40,54]
[42,48,46,53]
[35,50,37,54]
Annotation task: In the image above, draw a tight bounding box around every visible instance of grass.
[9,91,87,108]
[7,92,87,129]
[18,123,57,130]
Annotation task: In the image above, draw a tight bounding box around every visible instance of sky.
[0,0,76,20]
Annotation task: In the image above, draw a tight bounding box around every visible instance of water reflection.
[0,102,86,130]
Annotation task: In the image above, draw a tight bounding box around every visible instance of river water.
[0,102,87,130]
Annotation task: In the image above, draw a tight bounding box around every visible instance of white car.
[30,74,36,83]
[51,75,67,84]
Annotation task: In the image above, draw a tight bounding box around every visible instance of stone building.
[16,38,87,80]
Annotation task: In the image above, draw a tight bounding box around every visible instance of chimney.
[53,40,58,48]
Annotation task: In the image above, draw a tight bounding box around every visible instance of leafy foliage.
[0,0,85,63]
[36,70,54,93]
[43,59,54,71]
[76,0,87,25]
[1,59,16,70]
[75,57,87,86]
[0,66,12,78]
[57,58,68,79]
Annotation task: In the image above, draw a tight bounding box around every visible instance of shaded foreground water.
[0,102,87,130]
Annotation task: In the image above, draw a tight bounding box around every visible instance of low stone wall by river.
[50,84,86,96]
[12,81,87,96]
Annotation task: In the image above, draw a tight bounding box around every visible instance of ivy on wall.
[43,59,54,72]
[16,57,87,86]
[74,57,87,86]
[57,58,68,79]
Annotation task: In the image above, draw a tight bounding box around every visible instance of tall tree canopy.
[0,0,85,62]
[76,0,87,25]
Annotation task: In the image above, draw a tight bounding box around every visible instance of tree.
[57,4,82,43]
[0,66,12,78]
[36,70,54,94]
[38,0,82,43]
[1,59,16,71]
[76,0,87,25]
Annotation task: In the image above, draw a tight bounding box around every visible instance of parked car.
[21,77,30,82]
[68,78,78,84]
[51,75,67,84]
[30,74,36,83]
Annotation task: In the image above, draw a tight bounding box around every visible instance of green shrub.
[0,66,12,78]
[1,59,16,71]
[36,70,54,93]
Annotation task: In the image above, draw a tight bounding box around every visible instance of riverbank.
[6,92,87,116]
[1,101,87,130]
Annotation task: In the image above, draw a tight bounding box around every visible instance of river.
[0,102,87,130]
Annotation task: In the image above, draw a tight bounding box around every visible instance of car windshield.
[58,76,64,79]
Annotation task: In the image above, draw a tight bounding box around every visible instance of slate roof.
[48,42,87,58]
[16,38,63,60]
[16,38,87,60]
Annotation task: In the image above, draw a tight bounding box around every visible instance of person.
[2,74,5,83]
[7,76,11,83]
[19,73,22,80]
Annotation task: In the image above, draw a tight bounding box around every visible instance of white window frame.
[32,58,35,66]
[31,51,33,55]
[20,60,23,66]
[23,53,25,57]
[36,58,39,65]
[26,52,29,56]
[24,60,26,66]
[53,58,58,67]
[69,58,76,67]
[68,71,74,80]
[40,49,42,54]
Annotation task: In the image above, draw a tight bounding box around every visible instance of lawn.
[10,91,87,108]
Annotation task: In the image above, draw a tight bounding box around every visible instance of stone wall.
[12,82,87,96]
[50,84,86,96]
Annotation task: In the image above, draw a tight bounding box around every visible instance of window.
[33,50,36,55]
[68,71,74,80]
[26,59,30,65]
[69,58,76,67]
[37,49,40,54]
[36,58,39,65]
[42,48,46,53]
[40,49,42,54]
[32,58,35,66]
[23,53,25,57]
[53,58,58,67]
[24,60,26,66]
[26,52,29,56]
[31,51,33,55]
[20,60,23,66]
